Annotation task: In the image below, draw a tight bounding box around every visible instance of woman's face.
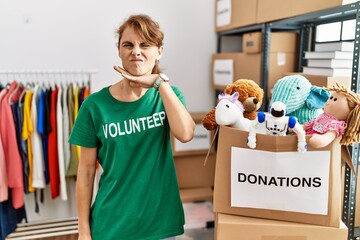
[118,26,162,76]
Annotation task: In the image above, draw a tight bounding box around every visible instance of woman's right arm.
[76,146,98,240]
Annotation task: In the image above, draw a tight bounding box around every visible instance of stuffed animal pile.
[203,75,360,151]
[201,79,264,131]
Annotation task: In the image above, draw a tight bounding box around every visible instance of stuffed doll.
[247,101,307,152]
[304,83,360,148]
[202,79,264,131]
[270,75,330,124]
[215,92,252,131]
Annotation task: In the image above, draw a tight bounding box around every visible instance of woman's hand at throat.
[114,65,159,89]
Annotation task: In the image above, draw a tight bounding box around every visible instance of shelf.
[215,2,360,240]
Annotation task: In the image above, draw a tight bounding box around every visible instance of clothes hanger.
[8,81,22,105]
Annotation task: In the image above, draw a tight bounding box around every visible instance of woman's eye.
[330,96,333,99]
[334,98,337,101]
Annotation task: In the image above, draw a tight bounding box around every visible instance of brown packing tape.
[341,145,356,174]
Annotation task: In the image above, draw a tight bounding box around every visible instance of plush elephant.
[270,75,330,124]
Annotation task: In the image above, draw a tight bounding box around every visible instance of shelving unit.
[216,2,360,240]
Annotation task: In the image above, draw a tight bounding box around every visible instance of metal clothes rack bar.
[0,69,98,89]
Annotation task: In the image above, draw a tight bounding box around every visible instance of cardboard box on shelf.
[171,112,215,157]
[215,213,348,240]
[257,0,356,24]
[213,126,342,227]
[257,0,293,24]
[292,0,357,17]
[243,32,297,54]
[212,52,296,93]
[283,73,351,90]
[215,0,257,32]
[175,153,216,189]
[180,187,213,203]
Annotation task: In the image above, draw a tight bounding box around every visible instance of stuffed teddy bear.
[304,83,360,148]
[202,79,264,131]
[270,75,330,124]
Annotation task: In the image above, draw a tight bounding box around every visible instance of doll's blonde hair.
[326,83,360,145]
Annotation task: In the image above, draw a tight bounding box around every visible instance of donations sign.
[231,147,331,215]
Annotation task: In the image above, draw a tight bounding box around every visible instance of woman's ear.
[157,46,164,60]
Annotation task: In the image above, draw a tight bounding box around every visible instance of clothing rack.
[0,69,98,89]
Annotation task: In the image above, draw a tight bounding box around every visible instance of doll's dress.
[304,113,346,136]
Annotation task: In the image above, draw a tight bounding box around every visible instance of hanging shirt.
[66,84,78,177]
[37,88,50,184]
[22,90,35,193]
[0,81,24,209]
[12,99,29,194]
[73,85,80,161]
[56,86,67,201]
[0,191,27,240]
[48,87,59,199]
[0,89,8,202]
[62,84,70,174]
[31,85,45,189]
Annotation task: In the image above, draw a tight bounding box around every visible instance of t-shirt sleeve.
[68,103,98,148]
[172,86,187,107]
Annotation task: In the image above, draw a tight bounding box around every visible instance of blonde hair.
[326,83,360,145]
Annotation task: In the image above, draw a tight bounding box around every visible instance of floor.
[176,202,215,240]
[177,228,214,240]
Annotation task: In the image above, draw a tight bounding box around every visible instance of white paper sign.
[174,124,211,152]
[214,59,233,86]
[277,52,286,66]
[216,0,231,27]
[231,147,331,215]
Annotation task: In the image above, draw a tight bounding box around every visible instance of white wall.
[0,0,216,222]
[0,0,217,112]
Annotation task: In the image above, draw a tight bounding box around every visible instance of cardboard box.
[212,53,296,93]
[243,32,297,54]
[171,112,214,156]
[257,0,293,23]
[284,73,351,90]
[257,0,356,24]
[213,126,342,227]
[215,213,348,240]
[175,154,216,189]
[215,0,257,32]
[292,0,357,17]
[180,187,213,203]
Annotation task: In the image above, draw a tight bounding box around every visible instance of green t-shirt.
[69,86,185,240]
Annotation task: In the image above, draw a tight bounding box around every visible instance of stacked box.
[215,0,257,32]
[171,112,216,203]
[213,126,348,239]
[257,0,357,24]
[212,32,297,97]
[215,213,348,240]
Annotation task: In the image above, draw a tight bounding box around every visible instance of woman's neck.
[109,79,147,102]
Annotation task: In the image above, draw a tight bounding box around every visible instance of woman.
[69,14,195,240]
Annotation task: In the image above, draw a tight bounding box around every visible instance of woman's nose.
[132,47,141,56]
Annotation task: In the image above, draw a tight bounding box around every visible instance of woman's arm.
[76,147,97,239]
[157,81,195,143]
[113,66,195,142]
